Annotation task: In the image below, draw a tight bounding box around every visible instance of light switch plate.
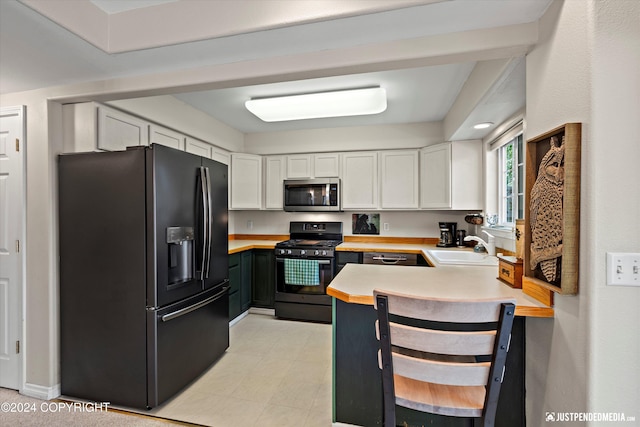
[606,252,640,286]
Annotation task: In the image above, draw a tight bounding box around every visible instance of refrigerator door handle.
[161,286,229,322]
[198,167,209,280]
[203,166,213,279]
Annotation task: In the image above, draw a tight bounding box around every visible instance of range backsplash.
[230,210,480,239]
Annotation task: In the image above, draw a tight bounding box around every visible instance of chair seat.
[394,374,485,418]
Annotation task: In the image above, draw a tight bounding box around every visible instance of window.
[498,133,524,225]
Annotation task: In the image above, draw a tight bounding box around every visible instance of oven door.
[275,256,334,302]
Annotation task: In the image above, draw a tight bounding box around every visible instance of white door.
[0,106,25,390]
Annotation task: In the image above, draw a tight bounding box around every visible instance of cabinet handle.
[501,268,511,277]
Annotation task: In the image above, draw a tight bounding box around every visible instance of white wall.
[588,0,639,419]
[108,96,244,152]
[525,1,640,425]
[244,122,443,155]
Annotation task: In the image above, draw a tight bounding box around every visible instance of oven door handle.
[276,258,331,264]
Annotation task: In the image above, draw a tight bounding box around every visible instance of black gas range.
[274,222,343,323]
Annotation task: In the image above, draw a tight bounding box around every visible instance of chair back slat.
[390,322,496,356]
[375,289,507,323]
[393,352,490,386]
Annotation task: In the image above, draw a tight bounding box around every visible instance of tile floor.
[149,312,333,427]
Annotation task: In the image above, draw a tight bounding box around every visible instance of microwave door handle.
[198,167,208,280]
[203,166,213,279]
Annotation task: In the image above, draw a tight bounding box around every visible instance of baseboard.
[229,310,249,327]
[22,382,60,400]
[332,423,361,427]
[248,307,275,316]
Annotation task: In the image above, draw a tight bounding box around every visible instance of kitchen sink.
[426,249,498,266]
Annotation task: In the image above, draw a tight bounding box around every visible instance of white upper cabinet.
[420,143,451,209]
[285,153,340,179]
[380,150,419,209]
[149,124,185,150]
[313,153,340,177]
[185,137,212,158]
[211,147,230,165]
[264,156,287,209]
[230,153,262,210]
[450,140,483,210]
[286,154,313,179]
[341,152,378,210]
[97,105,149,151]
[420,141,482,210]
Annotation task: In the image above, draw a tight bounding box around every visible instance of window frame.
[498,133,523,226]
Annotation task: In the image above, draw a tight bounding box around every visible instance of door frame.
[0,105,26,392]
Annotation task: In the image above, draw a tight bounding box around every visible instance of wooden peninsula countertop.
[328,263,554,318]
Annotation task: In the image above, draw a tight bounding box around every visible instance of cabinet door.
[230,153,262,209]
[97,106,149,151]
[149,125,185,150]
[252,250,275,308]
[240,251,252,312]
[342,152,378,209]
[185,137,212,158]
[264,156,286,209]
[211,147,230,165]
[313,153,340,177]
[380,150,419,209]
[228,254,242,320]
[420,143,451,209]
[450,140,483,210]
[286,154,313,179]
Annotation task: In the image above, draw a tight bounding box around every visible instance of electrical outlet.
[606,252,640,286]
[247,220,253,230]
[383,223,390,231]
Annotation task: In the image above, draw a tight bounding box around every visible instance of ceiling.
[0,0,551,138]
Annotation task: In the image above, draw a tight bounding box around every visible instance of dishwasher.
[363,252,418,266]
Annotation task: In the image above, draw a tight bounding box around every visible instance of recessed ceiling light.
[245,87,387,122]
[473,122,493,129]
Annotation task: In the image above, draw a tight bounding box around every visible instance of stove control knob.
[314,250,320,256]
[279,249,285,255]
[300,250,306,255]
[287,249,292,255]
[322,250,327,256]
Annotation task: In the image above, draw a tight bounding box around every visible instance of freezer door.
[147,284,230,407]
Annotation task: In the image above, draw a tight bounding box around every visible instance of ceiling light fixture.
[245,87,387,122]
[473,122,494,129]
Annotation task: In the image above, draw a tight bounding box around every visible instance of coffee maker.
[437,222,457,247]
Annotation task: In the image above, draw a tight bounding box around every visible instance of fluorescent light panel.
[245,87,387,122]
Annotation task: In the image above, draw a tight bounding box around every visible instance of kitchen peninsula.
[328,261,553,426]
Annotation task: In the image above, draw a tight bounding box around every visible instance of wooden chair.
[374,289,516,427]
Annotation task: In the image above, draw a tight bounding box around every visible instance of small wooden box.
[498,255,523,289]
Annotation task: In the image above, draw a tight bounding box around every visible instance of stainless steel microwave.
[283,179,341,212]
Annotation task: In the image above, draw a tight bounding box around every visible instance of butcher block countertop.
[327,263,554,318]
[228,240,281,254]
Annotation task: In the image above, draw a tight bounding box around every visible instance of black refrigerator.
[58,144,229,409]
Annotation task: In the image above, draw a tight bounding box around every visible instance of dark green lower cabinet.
[252,250,275,308]
[228,252,252,320]
[229,250,275,319]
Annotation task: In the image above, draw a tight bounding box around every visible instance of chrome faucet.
[464,230,496,256]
